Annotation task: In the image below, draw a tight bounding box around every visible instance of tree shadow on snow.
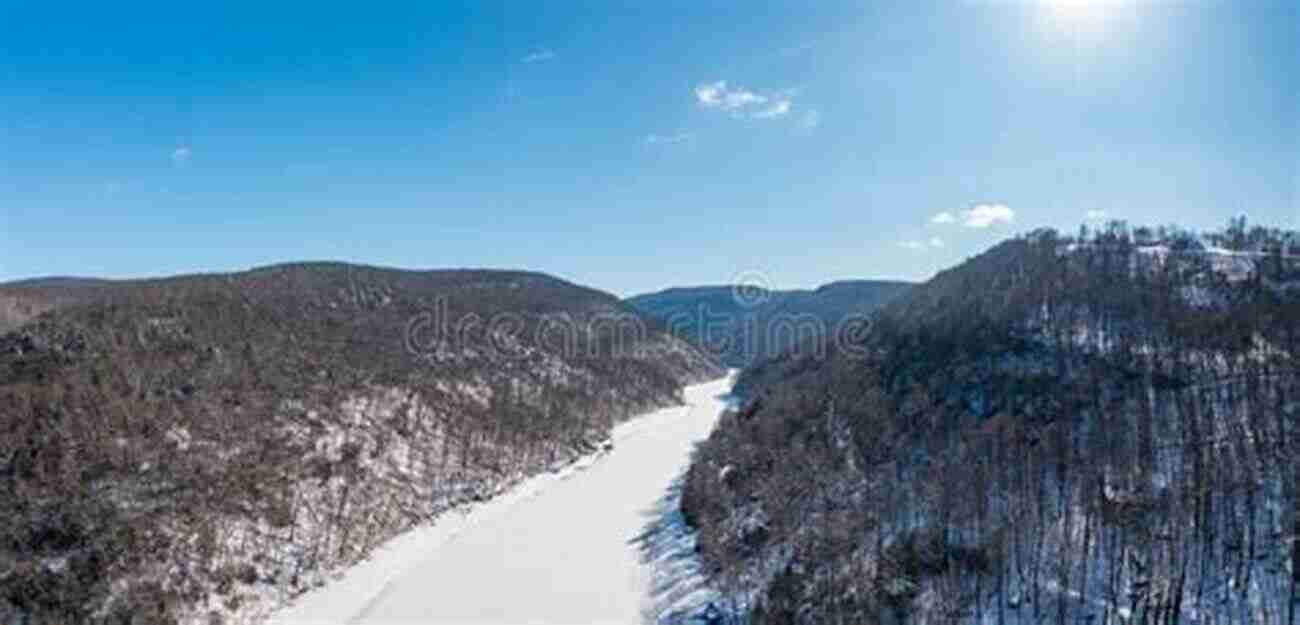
[628,474,722,624]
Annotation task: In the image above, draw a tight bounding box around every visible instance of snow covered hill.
[269,375,734,625]
[685,224,1300,624]
[0,264,722,624]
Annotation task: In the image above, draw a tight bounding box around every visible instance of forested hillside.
[683,221,1300,624]
[0,278,114,333]
[627,280,910,368]
[0,262,721,624]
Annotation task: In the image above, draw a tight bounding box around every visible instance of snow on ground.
[268,374,734,625]
[631,475,726,623]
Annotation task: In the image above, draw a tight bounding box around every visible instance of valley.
[3,223,1297,625]
[6,3,1295,622]
[271,375,732,625]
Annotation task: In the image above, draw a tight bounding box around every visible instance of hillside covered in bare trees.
[0,262,721,624]
[683,221,1300,624]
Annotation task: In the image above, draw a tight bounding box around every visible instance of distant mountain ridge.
[0,261,721,624]
[626,279,912,368]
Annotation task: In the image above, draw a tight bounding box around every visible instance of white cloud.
[170,146,191,167]
[694,81,806,122]
[695,81,767,111]
[642,133,693,146]
[694,82,723,107]
[930,211,956,225]
[961,203,1015,228]
[521,49,555,64]
[752,98,792,119]
[899,240,927,250]
[928,237,945,248]
[1084,209,1109,222]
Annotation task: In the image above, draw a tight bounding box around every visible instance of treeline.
[683,220,1300,624]
[0,263,720,624]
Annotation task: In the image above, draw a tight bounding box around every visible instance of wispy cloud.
[900,237,946,251]
[695,81,799,121]
[521,49,555,64]
[1084,209,1109,222]
[642,132,694,146]
[929,204,1015,228]
[752,98,792,119]
[962,203,1015,228]
[170,146,191,167]
[695,81,765,111]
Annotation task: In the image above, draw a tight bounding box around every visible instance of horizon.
[3,2,1300,620]
[0,256,918,297]
[4,1,1297,296]
[4,216,1293,297]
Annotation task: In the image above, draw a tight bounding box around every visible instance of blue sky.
[2,1,1296,295]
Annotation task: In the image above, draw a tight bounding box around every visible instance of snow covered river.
[270,375,734,625]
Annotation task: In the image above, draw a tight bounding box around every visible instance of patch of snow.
[267,374,735,625]
[165,425,192,451]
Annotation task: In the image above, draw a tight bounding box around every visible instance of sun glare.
[1041,0,1125,38]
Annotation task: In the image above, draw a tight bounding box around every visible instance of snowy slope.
[268,375,734,625]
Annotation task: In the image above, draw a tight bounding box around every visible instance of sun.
[1040,0,1123,37]
[1048,0,1107,18]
